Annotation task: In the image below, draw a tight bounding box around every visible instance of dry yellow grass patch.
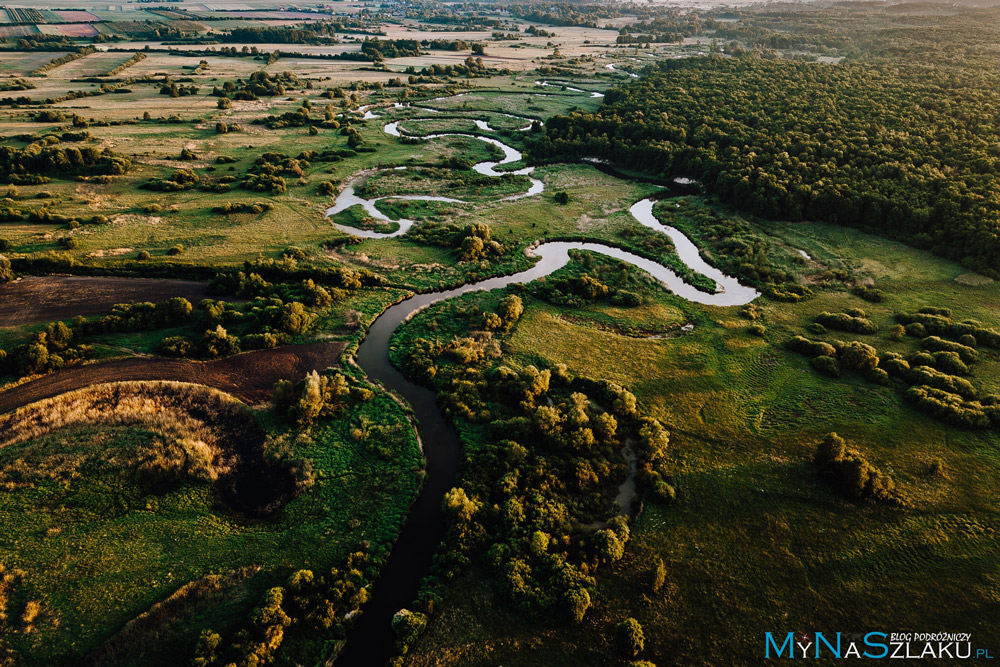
[0,381,255,481]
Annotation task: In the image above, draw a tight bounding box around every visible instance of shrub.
[615,618,645,658]
[391,608,427,653]
[0,254,12,283]
[810,355,840,378]
[880,355,910,378]
[563,587,590,624]
[167,244,184,256]
[136,250,151,261]
[594,528,625,563]
[933,351,969,376]
[926,457,947,478]
[839,340,879,373]
[814,311,877,334]
[651,557,666,592]
[909,351,935,368]
[200,325,240,358]
[922,336,977,364]
[905,322,927,337]
[905,385,990,428]
[805,322,826,335]
[851,285,885,303]
[908,366,977,399]
[159,336,193,357]
[813,433,897,502]
[787,335,836,358]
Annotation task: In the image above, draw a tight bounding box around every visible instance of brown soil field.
[0,341,345,413]
[0,275,215,327]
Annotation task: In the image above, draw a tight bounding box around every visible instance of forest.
[534,58,1000,277]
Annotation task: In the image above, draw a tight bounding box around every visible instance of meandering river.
[331,104,758,665]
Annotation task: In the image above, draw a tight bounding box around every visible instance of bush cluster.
[813,433,898,503]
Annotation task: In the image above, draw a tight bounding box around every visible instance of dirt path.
[0,342,345,414]
[0,276,216,328]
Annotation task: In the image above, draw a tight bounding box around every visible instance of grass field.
[0,390,422,665]
[388,218,1000,665]
[396,201,1000,665]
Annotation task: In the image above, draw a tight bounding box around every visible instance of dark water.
[335,233,760,664]
[334,257,567,666]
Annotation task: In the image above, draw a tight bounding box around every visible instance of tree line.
[533,57,1000,277]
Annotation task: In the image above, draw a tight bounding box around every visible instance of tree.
[291,370,325,426]
[497,295,524,331]
[615,618,645,658]
[45,321,72,351]
[814,432,847,468]
[191,629,223,667]
[564,587,591,624]
[392,609,428,652]
[443,486,480,522]
[554,190,570,205]
[201,325,240,358]
[594,528,625,563]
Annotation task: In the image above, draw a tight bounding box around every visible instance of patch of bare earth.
[0,342,345,414]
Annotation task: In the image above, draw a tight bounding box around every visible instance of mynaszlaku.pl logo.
[765,632,994,659]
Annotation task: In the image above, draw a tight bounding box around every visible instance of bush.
[908,351,935,368]
[805,322,826,335]
[57,237,79,250]
[813,433,897,502]
[159,336,193,357]
[908,366,977,399]
[200,325,240,358]
[0,254,12,283]
[167,244,184,256]
[787,335,836,358]
[810,355,840,377]
[615,618,645,658]
[851,285,885,303]
[880,354,910,378]
[814,311,877,334]
[392,609,427,653]
[933,351,969,376]
[905,385,991,428]
[839,341,879,373]
[563,587,590,624]
[922,336,977,364]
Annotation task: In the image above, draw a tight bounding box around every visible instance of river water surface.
[332,103,758,666]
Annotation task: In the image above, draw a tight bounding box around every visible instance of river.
[332,98,758,666]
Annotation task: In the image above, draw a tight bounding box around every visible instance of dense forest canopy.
[534,57,1000,276]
